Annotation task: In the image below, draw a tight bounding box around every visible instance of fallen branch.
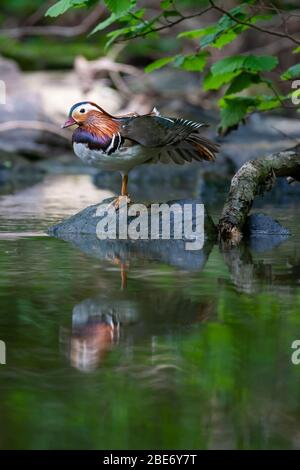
[74,55,143,94]
[218,145,300,243]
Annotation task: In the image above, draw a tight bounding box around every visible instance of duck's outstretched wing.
[120,115,219,163]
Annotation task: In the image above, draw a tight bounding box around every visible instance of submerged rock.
[244,213,290,252]
[245,213,290,236]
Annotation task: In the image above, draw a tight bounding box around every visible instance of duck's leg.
[121,173,128,197]
[110,173,131,210]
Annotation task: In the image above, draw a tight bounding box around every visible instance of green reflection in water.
[0,175,300,449]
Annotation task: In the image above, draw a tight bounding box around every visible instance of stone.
[48,198,217,270]
[244,212,290,253]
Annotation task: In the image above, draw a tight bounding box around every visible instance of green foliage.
[219,94,282,134]
[44,0,297,134]
[174,51,209,72]
[46,0,88,17]
[281,63,300,80]
[144,56,175,73]
[145,51,209,73]
[203,71,241,91]
[219,96,257,134]
[179,4,272,50]
[211,55,278,75]
[104,0,132,15]
[0,35,104,69]
[225,72,263,95]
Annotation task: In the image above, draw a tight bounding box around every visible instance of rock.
[48,198,216,270]
[219,113,299,170]
[245,213,290,235]
[49,197,216,238]
[244,213,290,252]
[0,153,45,193]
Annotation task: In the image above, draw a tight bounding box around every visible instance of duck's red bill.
[61,117,76,128]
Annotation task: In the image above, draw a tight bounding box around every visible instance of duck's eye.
[80,108,85,113]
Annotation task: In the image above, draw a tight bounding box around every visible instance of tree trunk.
[218,144,300,243]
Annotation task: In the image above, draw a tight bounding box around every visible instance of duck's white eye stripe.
[74,103,101,114]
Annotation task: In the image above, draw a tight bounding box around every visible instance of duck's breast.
[73,143,156,172]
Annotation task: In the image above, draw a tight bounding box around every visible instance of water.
[0,174,300,450]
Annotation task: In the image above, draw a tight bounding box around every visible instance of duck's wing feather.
[120,115,219,163]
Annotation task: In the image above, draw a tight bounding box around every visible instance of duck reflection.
[60,223,293,371]
[63,251,216,372]
[68,295,138,371]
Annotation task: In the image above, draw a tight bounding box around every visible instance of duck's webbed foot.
[108,195,132,211]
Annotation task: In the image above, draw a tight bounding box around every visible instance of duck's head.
[62,101,109,128]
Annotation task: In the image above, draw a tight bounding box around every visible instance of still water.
[0,174,300,450]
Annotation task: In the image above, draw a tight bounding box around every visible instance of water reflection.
[63,265,215,372]
[222,242,300,293]
[54,223,299,372]
[1,173,300,449]
[64,297,138,372]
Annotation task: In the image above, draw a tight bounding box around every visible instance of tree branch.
[218,145,300,243]
[118,6,213,41]
[209,0,300,46]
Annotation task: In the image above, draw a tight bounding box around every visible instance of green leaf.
[281,63,300,80]
[91,0,136,34]
[293,46,300,53]
[225,72,262,95]
[145,56,175,73]
[46,0,84,17]
[163,10,180,18]
[203,70,241,91]
[90,12,120,34]
[160,0,173,9]
[104,0,132,15]
[257,96,281,111]
[175,52,209,72]
[178,26,216,39]
[211,55,278,76]
[211,31,238,49]
[219,96,257,134]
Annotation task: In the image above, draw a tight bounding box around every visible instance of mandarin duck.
[62,101,219,207]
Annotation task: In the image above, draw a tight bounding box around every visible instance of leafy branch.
[43,0,300,134]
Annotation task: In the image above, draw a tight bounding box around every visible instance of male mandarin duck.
[62,101,219,207]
